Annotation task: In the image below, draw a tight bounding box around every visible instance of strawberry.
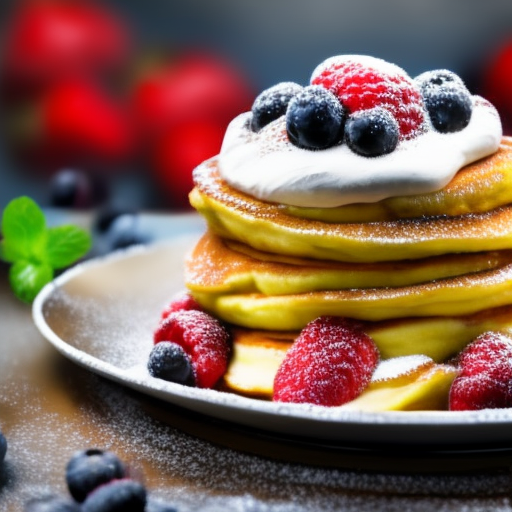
[311,55,426,140]
[131,52,254,208]
[10,79,135,168]
[480,40,512,134]
[151,119,226,209]
[153,310,231,389]
[273,316,379,406]
[131,52,254,142]
[449,331,512,411]
[1,0,130,99]
[160,291,202,319]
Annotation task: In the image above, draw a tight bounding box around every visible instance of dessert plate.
[33,214,512,448]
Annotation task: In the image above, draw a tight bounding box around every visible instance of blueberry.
[49,169,93,208]
[286,85,345,150]
[344,107,399,157]
[415,70,473,133]
[250,82,303,132]
[105,214,151,251]
[148,342,196,386]
[82,479,146,512]
[65,448,126,502]
[24,495,80,512]
[93,206,137,234]
[0,430,7,464]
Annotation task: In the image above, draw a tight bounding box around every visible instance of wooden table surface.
[2,215,512,512]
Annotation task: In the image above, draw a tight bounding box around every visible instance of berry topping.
[285,85,345,150]
[65,449,126,503]
[449,331,512,411]
[415,69,473,133]
[81,479,147,512]
[160,291,202,319]
[153,310,231,388]
[311,55,426,140]
[147,341,196,386]
[251,82,303,132]
[273,316,379,406]
[344,107,399,157]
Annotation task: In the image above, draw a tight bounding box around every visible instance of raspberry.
[311,55,426,140]
[449,331,512,411]
[160,290,201,319]
[153,310,230,388]
[273,316,379,406]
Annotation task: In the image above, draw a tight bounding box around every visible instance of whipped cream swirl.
[217,97,502,208]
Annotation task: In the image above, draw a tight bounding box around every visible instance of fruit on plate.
[449,331,512,410]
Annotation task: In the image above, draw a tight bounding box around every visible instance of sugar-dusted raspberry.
[273,316,379,406]
[449,331,512,411]
[153,310,230,388]
[311,55,426,140]
[160,290,201,319]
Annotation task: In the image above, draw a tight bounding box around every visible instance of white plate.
[33,215,512,448]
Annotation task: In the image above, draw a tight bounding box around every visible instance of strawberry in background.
[7,78,135,170]
[131,52,255,209]
[1,0,131,100]
[480,39,512,134]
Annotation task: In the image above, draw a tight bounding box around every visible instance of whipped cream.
[217,97,502,208]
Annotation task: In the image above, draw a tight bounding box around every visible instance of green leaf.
[9,260,54,303]
[1,197,47,262]
[46,225,92,269]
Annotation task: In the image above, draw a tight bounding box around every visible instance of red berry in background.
[1,0,130,99]
[273,316,379,406]
[480,40,512,134]
[153,310,231,389]
[12,79,135,168]
[152,119,226,209]
[449,331,512,411]
[132,52,254,142]
[131,52,254,208]
[311,55,426,140]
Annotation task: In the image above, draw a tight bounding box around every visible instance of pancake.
[186,231,512,295]
[193,262,512,330]
[190,138,512,263]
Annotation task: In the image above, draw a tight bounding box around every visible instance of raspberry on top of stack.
[150,55,512,413]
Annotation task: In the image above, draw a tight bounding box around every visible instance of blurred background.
[1,0,512,216]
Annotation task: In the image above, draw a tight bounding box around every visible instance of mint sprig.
[0,196,92,303]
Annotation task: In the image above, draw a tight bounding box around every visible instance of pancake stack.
[182,56,512,407]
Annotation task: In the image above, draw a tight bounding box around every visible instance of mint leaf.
[9,260,54,303]
[46,225,92,269]
[1,196,47,263]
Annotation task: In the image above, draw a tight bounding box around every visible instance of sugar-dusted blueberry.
[0,429,6,464]
[344,107,399,157]
[65,448,126,502]
[415,69,473,133]
[148,341,196,386]
[250,82,303,132]
[81,479,147,512]
[286,85,345,150]
[24,495,81,512]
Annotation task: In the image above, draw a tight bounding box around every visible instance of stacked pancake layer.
[186,137,512,365]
